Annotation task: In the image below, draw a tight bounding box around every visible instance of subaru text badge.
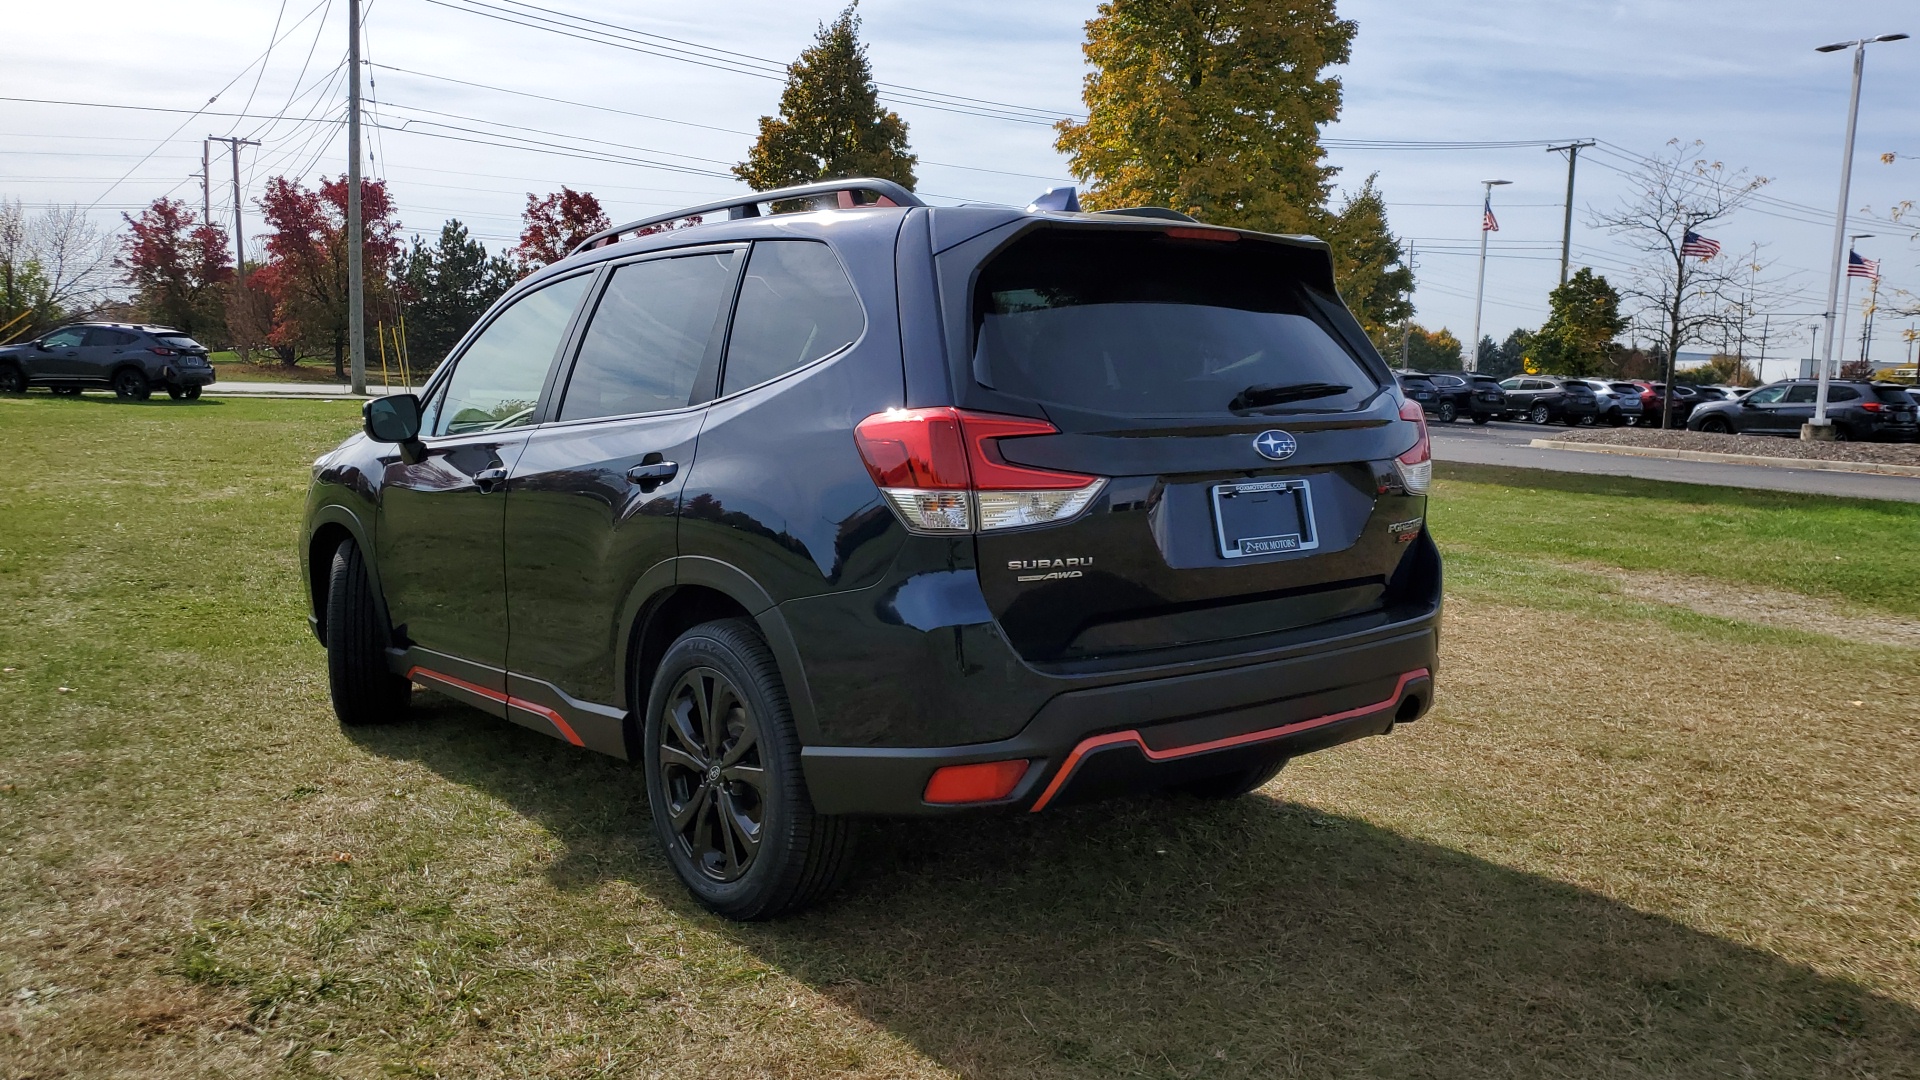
[1253,430,1297,461]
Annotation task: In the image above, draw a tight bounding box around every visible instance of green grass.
[2,394,1917,1077]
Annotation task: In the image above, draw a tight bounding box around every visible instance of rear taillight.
[854,407,1106,534]
[150,346,177,356]
[1860,401,1883,413]
[1395,398,1432,495]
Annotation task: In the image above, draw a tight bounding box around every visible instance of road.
[1430,421,1920,503]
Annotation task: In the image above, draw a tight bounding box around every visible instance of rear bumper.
[800,623,1437,816]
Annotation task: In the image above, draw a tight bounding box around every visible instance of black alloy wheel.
[644,619,857,920]
[112,368,151,400]
[1528,404,1551,425]
[1435,400,1457,424]
[0,364,23,394]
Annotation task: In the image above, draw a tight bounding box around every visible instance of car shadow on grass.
[355,696,1920,1078]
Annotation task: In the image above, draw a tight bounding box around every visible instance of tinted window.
[559,251,740,422]
[42,327,86,348]
[1745,385,1787,404]
[83,328,132,347]
[1499,378,1522,389]
[155,334,204,350]
[1873,385,1916,405]
[1611,383,1639,394]
[972,230,1375,416]
[1827,385,1859,402]
[1431,374,1464,387]
[1783,384,1819,404]
[428,274,591,436]
[721,241,863,396]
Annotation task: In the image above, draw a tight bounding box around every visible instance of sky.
[6,0,1920,378]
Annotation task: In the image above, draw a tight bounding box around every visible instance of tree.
[117,198,232,338]
[0,198,116,340]
[399,220,518,372]
[735,5,916,192]
[1322,175,1413,348]
[1529,268,1625,377]
[739,20,914,193]
[1056,0,1355,236]
[1483,329,1532,378]
[515,188,610,271]
[256,175,402,376]
[1593,141,1768,426]
[1399,325,1463,371]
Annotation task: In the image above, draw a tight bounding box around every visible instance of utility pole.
[1400,243,1416,369]
[1547,140,1595,286]
[209,136,260,284]
[1757,315,1770,385]
[347,0,367,395]
[201,140,212,226]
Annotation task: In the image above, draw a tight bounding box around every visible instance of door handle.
[626,460,679,490]
[473,466,508,493]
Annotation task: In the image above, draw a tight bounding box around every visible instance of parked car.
[1687,379,1920,441]
[1416,371,1506,424]
[0,322,216,400]
[300,178,1442,919]
[1631,381,1697,426]
[1396,372,1440,414]
[1498,375,1600,425]
[1579,379,1646,427]
[1690,385,1730,402]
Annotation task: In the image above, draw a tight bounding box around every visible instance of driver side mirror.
[364,393,423,443]
[34,340,50,351]
[1740,398,1758,408]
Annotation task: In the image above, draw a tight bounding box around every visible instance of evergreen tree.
[1531,268,1626,377]
[1056,0,1355,235]
[398,220,518,372]
[735,5,916,191]
[1322,175,1413,348]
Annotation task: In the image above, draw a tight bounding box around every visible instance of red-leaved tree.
[117,198,232,338]
[256,175,402,375]
[516,188,610,271]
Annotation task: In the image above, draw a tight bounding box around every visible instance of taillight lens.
[854,407,1106,533]
[1860,401,1883,413]
[150,346,177,356]
[1395,398,1432,495]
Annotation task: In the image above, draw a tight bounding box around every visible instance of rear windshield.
[155,335,205,350]
[1873,385,1916,405]
[972,229,1376,416]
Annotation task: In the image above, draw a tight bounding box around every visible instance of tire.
[112,368,151,400]
[183,385,201,400]
[1471,414,1491,426]
[0,363,23,394]
[1832,424,1850,442]
[1435,400,1457,424]
[1698,416,1732,434]
[643,618,857,920]
[1177,753,1288,800]
[1608,408,1627,427]
[323,540,410,727]
[1528,404,1551,425]
[166,386,185,400]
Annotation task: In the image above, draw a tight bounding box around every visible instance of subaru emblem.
[1252,430,1297,461]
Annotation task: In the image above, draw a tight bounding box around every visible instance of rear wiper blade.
[1230,381,1352,410]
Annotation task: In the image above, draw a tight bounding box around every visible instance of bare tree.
[1593,141,1770,426]
[0,198,118,341]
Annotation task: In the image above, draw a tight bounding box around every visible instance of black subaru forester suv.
[302,179,1441,919]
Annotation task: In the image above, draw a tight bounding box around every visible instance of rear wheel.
[1528,404,1551,425]
[1177,754,1288,800]
[1832,423,1850,442]
[1471,414,1491,425]
[166,386,186,400]
[183,385,201,400]
[1435,400,1457,424]
[644,618,857,920]
[1607,408,1627,427]
[323,540,410,727]
[112,368,151,400]
[0,364,23,394]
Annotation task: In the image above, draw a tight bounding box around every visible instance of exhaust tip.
[1395,694,1424,723]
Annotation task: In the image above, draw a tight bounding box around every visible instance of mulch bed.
[1545,426,1920,466]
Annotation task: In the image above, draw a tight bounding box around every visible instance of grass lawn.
[1,395,1917,1077]
[207,351,429,388]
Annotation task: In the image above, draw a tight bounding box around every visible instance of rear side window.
[83,328,133,347]
[1784,385,1819,404]
[971,230,1375,416]
[560,250,741,422]
[721,241,864,396]
[1827,386,1859,402]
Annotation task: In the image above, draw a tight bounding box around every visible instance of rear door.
[81,328,135,379]
[941,224,1425,664]
[503,245,744,720]
[377,271,595,696]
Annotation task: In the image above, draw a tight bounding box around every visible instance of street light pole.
[1469,178,1511,373]
[1809,32,1907,438]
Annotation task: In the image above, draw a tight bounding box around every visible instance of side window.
[83,328,124,347]
[721,240,865,396]
[1783,385,1820,404]
[42,327,86,348]
[559,250,741,422]
[1828,385,1860,402]
[1745,385,1786,404]
[1498,377,1521,389]
[428,273,591,437]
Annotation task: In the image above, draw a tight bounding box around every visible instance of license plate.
[1211,479,1318,559]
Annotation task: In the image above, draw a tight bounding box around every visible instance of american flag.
[1481,198,1499,233]
[1680,230,1721,260]
[1847,249,1881,281]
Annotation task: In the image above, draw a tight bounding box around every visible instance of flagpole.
[1835,234,1872,379]
[1469,178,1511,372]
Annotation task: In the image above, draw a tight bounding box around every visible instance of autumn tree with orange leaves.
[255,175,401,375]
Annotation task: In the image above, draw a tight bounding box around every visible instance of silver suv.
[1580,379,1644,426]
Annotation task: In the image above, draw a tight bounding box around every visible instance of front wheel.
[644,619,857,920]
[323,540,410,727]
[1697,416,1732,434]
[1435,401,1457,424]
[112,368,151,400]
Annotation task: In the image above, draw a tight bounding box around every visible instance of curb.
[1529,439,1920,478]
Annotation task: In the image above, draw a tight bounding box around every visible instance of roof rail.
[570,177,925,257]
